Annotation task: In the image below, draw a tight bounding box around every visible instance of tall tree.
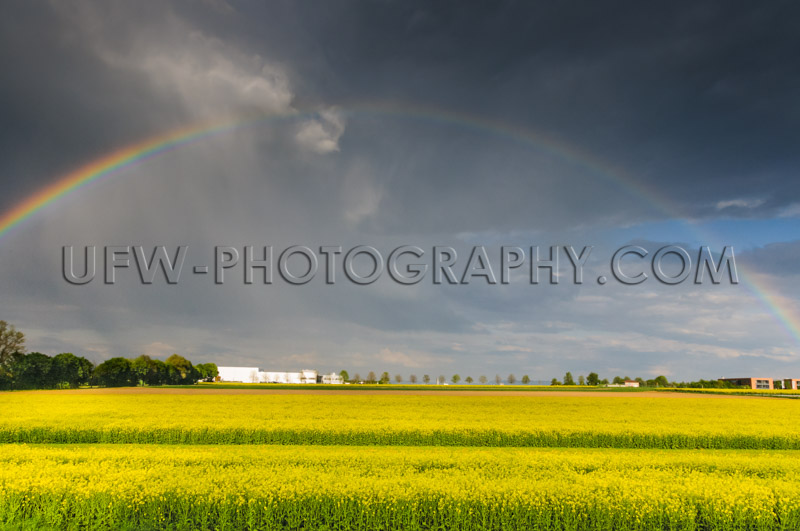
[495,374,502,385]
[195,363,219,382]
[166,354,198,384]
[367,371,377,384]
[409,374,418,384]
[339,370,349,382]
[0,321,25,367]
[380,372,390,384]
[52,353,90,388]
[93,357,134,387]
[12,352,54,389]
[521,375,531,385]
[394,374,402,384]
[465,376,473,384]
[563,372,575,385]
[132,355,158,386]
[423,374,430,384]
[479,375,487,384]
[578,375,585,386]
[507,374,516,385]
[451,374,461,384]
[586,372,600,386]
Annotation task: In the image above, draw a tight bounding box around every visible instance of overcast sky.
[1,0,799,381]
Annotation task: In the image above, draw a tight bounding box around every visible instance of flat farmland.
[3,387,800,530]
[2,388,798,448]
[3,444,800,530]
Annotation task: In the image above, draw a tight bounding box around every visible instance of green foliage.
[10,352,54,389]
[563,372,575,386]
[195,363,219,382]
[451,374,460,384]
[132,355,161,386]
[586,372,600,386]
[52,353,93,388]
[166,354,198,384]
[521,375,530,385]
[93,358,135,387]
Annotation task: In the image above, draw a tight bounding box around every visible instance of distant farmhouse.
[607,380,639,388]
[216,367,343,384]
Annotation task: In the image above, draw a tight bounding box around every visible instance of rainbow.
[0,118,247,239]
[0,103,797,348]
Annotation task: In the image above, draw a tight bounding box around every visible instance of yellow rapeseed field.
[4,390,800,529]
[2,392,799,448]
[2,444,799,530]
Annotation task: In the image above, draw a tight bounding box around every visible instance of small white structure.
[607,380,640,388]
[320,372,344,384]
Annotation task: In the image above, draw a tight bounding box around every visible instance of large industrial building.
[719,377,773,390]
[216,367,343,384]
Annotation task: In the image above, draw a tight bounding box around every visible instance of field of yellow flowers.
[2,444,800,530]
[2,389,800,529]
[2,391,799,448]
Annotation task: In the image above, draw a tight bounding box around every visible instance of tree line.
[337,370,755,389]
[0,321,217,390]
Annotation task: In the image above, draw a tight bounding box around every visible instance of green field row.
[3,393,800,449]
[2,444,799,530]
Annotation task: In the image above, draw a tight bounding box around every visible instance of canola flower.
[1,445,799,530]
[2,393,799,448]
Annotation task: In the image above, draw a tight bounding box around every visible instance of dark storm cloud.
[229,0,800,219]
[3,0,799,223]
[0,1,181,211]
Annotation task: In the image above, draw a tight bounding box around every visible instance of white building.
[259,371,300,384]
[607,380,640,388]
[320,372,344,384]
[217,367,325,384]
[217,366,261,383]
